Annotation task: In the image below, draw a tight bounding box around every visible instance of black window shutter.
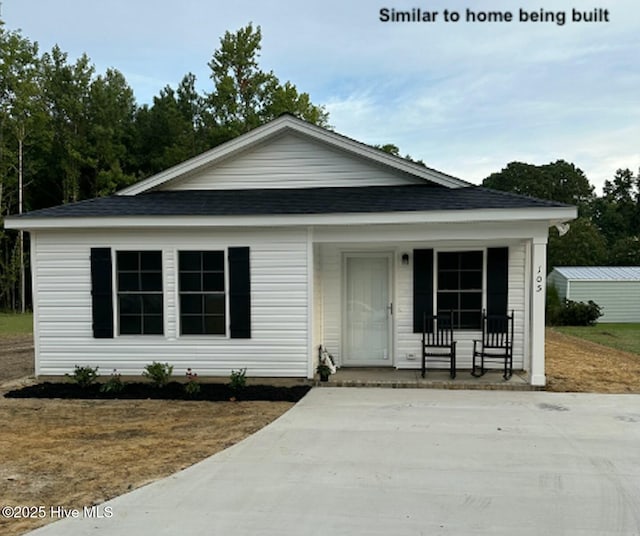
[413,249,433,333]
[487,247,509,316]
[229,247,251,338]
[90,248,114,339]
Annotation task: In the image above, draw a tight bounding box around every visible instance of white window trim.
[432,247,487,331]
[112,249,166,338]
[173,248,230,339]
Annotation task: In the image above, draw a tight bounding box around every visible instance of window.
[117,251,163,335]
[437,251,483,330]
[179,251,225,335]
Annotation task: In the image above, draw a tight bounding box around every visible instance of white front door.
[343,253,392,366]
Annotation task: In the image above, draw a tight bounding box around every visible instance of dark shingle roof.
[14,185,571,219]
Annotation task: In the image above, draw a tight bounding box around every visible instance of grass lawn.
[0,312,33,338]
[554,323,640,356]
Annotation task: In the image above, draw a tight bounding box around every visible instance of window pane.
[461,251,483,269]
[204,294,225,314]
[452,311,460,329]
[179,251,201,272]
[461,271,482,290]
[181,316,204,335]
[203,251,224,271]
[460,292,482,310]
[204,315,225,335]
[438,271,458,291]
[180,273,202,292]
[437,292,458,310]
[181,294,202,314]
[143,294,163,315]
[141,251,162,271]
[438,252,458,270]
[119,295,141,314]
[143,315,163,334]
[203,272,225,292]
[117,252,139,271]
[118,273,140,292]
[460,311,482,330]
[120,315,141,335]
[142,272,163,291]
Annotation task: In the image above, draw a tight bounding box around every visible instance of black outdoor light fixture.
[401,253,410,265]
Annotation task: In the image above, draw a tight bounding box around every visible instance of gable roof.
[118,114,471,195]
[10,184,572,219]
[551,266,640,281]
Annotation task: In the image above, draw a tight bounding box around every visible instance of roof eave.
[5,206,578,231]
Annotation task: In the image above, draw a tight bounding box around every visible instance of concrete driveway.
[28,388,640,535]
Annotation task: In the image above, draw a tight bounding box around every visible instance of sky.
[3,0,639,192]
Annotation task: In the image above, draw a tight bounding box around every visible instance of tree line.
[0,22,327,310]
[1,20,638,311]
[483,161,640,269]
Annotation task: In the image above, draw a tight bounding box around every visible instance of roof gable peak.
[118,115,470,195]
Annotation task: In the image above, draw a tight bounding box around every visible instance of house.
[5,115,577,386]
[548,266,640,323]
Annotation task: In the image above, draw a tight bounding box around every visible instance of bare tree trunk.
[18,132,25,313]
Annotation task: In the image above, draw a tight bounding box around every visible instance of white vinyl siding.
[396,243,526,370]
[31,228,309,377]
[161,132,424,191]
[317,240,527,371]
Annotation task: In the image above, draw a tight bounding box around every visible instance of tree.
[592,168,640,245]
[610,236,640,265]
[86,68,137,196]
[374,143,426,166]
[207,23,328,137]
[40,46,94,205]
[483,160,595,215]
[0,22,44,311]
[547,218,608,270]
[133,84,198,175]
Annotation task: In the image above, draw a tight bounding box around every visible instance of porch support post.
[306,227,315,379]
[530,237,547,386]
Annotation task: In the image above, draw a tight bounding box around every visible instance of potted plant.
[316,363,332,382]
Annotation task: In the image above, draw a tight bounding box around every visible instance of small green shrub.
[184,368,201,397]
[546,285,602,326]
[67,365,99,388]
[143,362,173,387]
[229,368,247,391]
[558,299,602,326]
[100,369,124,394]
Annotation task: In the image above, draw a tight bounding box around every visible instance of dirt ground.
[0,336,293,536]
[0,336,35,383]
[545,328,640,393]
[1,330,640,535]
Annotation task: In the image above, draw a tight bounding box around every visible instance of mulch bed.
[4,381,311,402]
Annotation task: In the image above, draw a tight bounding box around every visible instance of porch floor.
[317,368,537,391]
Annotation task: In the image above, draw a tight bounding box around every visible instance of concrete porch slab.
[318,368,535,390]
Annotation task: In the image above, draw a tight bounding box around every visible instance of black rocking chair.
[422,311,456,379]
[472,310,514,380]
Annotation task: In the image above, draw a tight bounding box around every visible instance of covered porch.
[310,223,549,386]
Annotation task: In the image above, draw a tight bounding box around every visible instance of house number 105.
[536,266,543,292]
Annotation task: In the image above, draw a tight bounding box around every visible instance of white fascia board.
[117,119,291,195]
[5,206,577,231]
[118,116,469,195]
[287,121,470,188]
